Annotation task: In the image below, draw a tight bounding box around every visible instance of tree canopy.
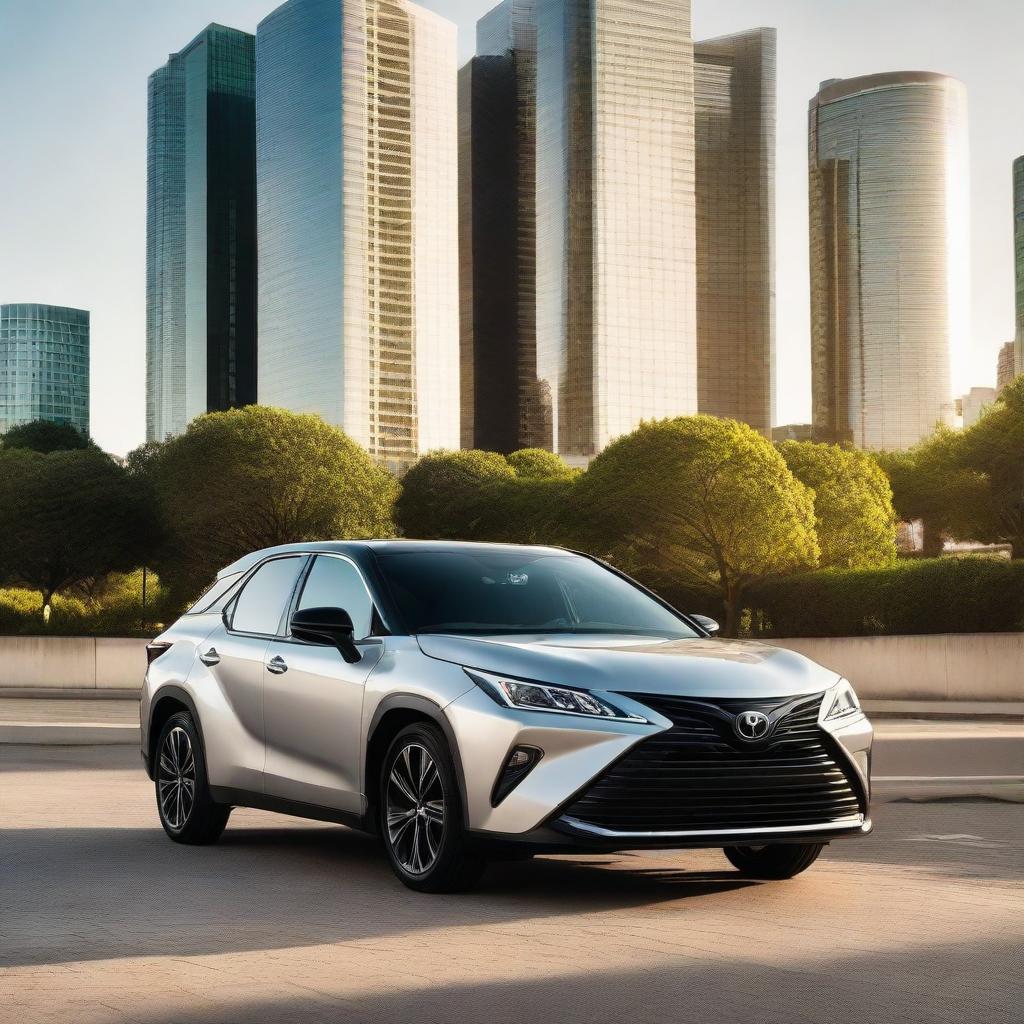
[139,406,397,602]
[571,416,819,635]
[777,440,896,569]
[954,376,1024,556]
[505,448,577,479]
[2,419,93,453]
[395,449,516,539]
[872,379,1024,557]
[0,448,157,615]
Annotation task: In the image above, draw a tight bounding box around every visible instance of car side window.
[186,571,244,614]
[296,555,374,640]
[230,557,305,635]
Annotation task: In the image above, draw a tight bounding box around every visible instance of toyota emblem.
[734,710,771,741]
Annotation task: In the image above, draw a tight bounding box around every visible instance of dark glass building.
[694,28,776,437]
[459,2,539,452]
[146,24,257,441]
[461,0,698,462]
[0,303,90,436]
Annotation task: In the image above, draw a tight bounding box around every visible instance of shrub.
[777,440,897,569]
[0,571,179,637]
[505,448,577,479]
[748,557,1024,637]
[395,450,515,539]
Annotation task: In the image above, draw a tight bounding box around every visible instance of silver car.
[141,541,872,892]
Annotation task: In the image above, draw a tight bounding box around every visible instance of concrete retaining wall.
[0,637,148,690]
[0,633,1020,701]
[766,634,1024,702]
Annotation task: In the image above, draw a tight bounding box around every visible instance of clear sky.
[1,0,1021,455]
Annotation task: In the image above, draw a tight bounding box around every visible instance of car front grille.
[559,692,864,835]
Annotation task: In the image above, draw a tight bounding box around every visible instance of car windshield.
[375,550,698,638]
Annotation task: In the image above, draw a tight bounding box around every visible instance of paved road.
[1,746,1021,1024]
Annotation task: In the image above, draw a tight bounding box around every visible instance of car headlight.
[824,679,863,722]
[467,669,645,722]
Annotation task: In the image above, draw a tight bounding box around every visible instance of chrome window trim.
[558,814,868,840]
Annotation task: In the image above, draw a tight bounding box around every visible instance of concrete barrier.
[0,637,148,690]
[766,633,1024,702]
[0,633,1020,702]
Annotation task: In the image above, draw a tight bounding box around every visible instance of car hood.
[417,632,840,700]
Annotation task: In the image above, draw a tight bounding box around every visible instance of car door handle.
[267,655,288,675]
[199,647,220,666]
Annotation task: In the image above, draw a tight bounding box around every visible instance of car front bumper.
[444,684,873,848]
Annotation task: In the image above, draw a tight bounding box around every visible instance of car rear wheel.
[155,710,230,845]
[723,842,824,879]
[380,723,485,893]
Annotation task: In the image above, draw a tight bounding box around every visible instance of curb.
[0,723,140,745]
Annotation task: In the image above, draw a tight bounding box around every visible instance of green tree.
[875,430,992,557]
[505,448,577,479]
[571,416,819,636]
[778,440,897,569]
[395,449,515,539]
[954,377,1024,557]
[2,419,92,453]
[140,406,397,601]
[0,448,157,618]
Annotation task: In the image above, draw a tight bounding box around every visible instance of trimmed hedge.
[0,571,179,637]
[746,557,1024,637]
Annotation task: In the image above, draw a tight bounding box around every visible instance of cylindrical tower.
[808,71,969,450]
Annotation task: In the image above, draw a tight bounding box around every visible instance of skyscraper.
[694,28,776,436]
[0,303,90,436]
[1013,156,1024,379]
[996,339,1015,393]
[459,0,538,452]
[809,72,968,451]
[257,0,460,474]
[461,0,698,462]
[958,387,996,428]
[146,24,257,442]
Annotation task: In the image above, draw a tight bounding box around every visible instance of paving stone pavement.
[1,745,1021,1024]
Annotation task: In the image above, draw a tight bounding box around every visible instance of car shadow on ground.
[0,822,755,968]
[99,936,1023,1024]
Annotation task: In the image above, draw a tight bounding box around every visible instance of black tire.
[380,723,486,893]
[723,842,824,879]
[154,710,230,845]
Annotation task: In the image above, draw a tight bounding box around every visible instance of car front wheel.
[380,723,485,893]
[723,842,824,879]
[155,710,230,844]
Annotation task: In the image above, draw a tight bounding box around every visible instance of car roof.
[216,539,572,579]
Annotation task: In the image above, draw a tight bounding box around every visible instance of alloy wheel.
[386,742,445,875]
[158,725,197,831]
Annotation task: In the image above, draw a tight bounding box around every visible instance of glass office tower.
[0,304,90,436]
[257,0,460,474]
[694,28,776,437]
[1013,156,1024,379]
[459,0,540,452]
[462,0,697,461]
[536,0,697,461]
[146,24,257,442]
[996,340,1015,394]
[809,72,968,451]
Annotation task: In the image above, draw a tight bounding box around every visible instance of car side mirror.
[690,614,720,636]
[290,606,362,663]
